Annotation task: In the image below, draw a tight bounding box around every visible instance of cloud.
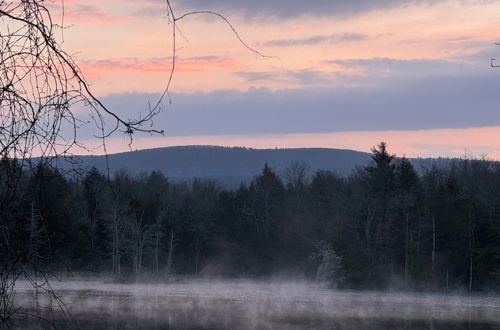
[57,4,132,24]
[235,69,336,85]
[264,33,368,47]
[80,56,239,75]
[234,57,471,87]
[325,57,469,79]
[88,73,500,139]
[169,0,440,19]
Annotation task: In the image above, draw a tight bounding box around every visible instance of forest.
[1,143,499,292]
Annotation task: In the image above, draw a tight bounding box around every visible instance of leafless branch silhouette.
[0,0,271,326]
[491,43,500,68]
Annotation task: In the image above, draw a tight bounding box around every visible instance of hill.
[68,145,373,185]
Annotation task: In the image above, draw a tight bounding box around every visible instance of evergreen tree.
[397,157,421,288]
[28,165,87,268]
[363,142,398,286]
[82,167,110,272]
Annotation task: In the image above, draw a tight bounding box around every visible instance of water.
[10,279,500,329]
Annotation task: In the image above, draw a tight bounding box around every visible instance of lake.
[10,279,500,329]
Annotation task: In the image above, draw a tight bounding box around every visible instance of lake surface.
[10,280,500,329]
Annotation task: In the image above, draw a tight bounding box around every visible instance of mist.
[12,278,500,329]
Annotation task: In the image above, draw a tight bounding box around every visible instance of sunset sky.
[52,0,500,159]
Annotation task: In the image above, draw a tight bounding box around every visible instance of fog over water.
[12,279,500,329]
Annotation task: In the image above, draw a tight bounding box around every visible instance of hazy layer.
[12,279,500,329]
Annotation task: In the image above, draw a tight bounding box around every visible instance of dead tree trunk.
[129,212,154,277]
[404,212,409,288]
[364,205,376,279]
[166,230,175,278]
[431,214,436,281]
[155,225,160,274]
[111,208,121,277]
[468,213,476,292]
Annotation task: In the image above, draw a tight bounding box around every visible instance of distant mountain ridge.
[67,145,371,185]
[64,145,459,186]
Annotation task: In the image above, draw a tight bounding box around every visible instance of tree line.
[1,143,499,291]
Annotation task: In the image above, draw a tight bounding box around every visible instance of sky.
[49,0,500,159]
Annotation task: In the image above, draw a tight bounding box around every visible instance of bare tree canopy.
[0,0,171,163]
[0,0,272,164]
[0,1,271,326]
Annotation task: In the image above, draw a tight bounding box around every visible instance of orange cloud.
[73,56,244,94]
[42,0,500,94]
[80,56,240,75]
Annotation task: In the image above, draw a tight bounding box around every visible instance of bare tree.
[285,161,309,210]
[467,212,476,292]
[126,211,155,277]
[311,241,343,289]
[165,229,176,279]
[0,1,168,166]
[110,205,123,277]
[1,0,270,325]
[285,161,310,190]
[1,0,270,163]
[1,1,169,311]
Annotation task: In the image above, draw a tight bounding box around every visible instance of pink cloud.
[66,4,132,24]
[79,56,241,76]
[47,3,132,24]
